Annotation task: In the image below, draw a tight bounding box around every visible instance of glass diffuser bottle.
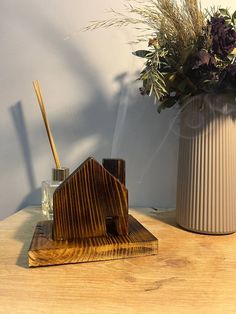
[33,80,69,221]
[42,167,69,220]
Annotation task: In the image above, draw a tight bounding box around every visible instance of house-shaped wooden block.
[28,158,158,267]
[53,158,128,240]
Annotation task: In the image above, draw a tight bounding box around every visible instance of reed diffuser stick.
[33,80,61,169]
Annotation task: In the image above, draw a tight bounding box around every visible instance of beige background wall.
[0,0,235,219]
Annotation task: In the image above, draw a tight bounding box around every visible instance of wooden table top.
[0,206,236,314]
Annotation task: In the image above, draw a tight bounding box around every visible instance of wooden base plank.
[28,215,158,267]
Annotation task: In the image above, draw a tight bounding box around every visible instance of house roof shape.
[53,157,128,241]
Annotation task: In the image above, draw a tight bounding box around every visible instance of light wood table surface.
[0,206,236,314]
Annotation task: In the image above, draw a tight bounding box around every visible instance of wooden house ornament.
[28,158,158,267]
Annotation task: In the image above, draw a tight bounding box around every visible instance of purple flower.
[219,64,236,87]
[227,64,236,81]
[191,49,216,69]
[210,16,236,59]
[183,50,219,90]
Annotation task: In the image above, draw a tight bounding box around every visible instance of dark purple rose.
[183,50,219,89]
[219,64,236,88]
[191,49,216,69]
[210,16,236,59]
[227,64,236,82]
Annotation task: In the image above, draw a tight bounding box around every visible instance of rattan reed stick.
[33,80,61,169]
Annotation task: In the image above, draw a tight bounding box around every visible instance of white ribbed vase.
[176,94,236,234]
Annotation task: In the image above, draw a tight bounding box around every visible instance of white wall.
[0,0,234,219]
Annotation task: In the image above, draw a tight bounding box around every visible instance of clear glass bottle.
[41,167,69,220]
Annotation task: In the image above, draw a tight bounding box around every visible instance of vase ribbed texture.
[176,94,236,234]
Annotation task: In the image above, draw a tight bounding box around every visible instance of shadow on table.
[131,207,185,231]
[14,206,43,269]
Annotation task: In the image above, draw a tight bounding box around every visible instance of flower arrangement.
[87,0,236,112]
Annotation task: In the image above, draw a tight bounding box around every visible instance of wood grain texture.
[53,158,128,240]
[1,207,236,313]
[28,215,158,267]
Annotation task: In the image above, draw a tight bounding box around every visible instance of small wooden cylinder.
[102,159,126,186]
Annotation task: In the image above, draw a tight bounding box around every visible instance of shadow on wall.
[2,6,121,219]
[3,3,179,219]
[9,77,179,218]
[9,102,41,211]
[110,74,179,208]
